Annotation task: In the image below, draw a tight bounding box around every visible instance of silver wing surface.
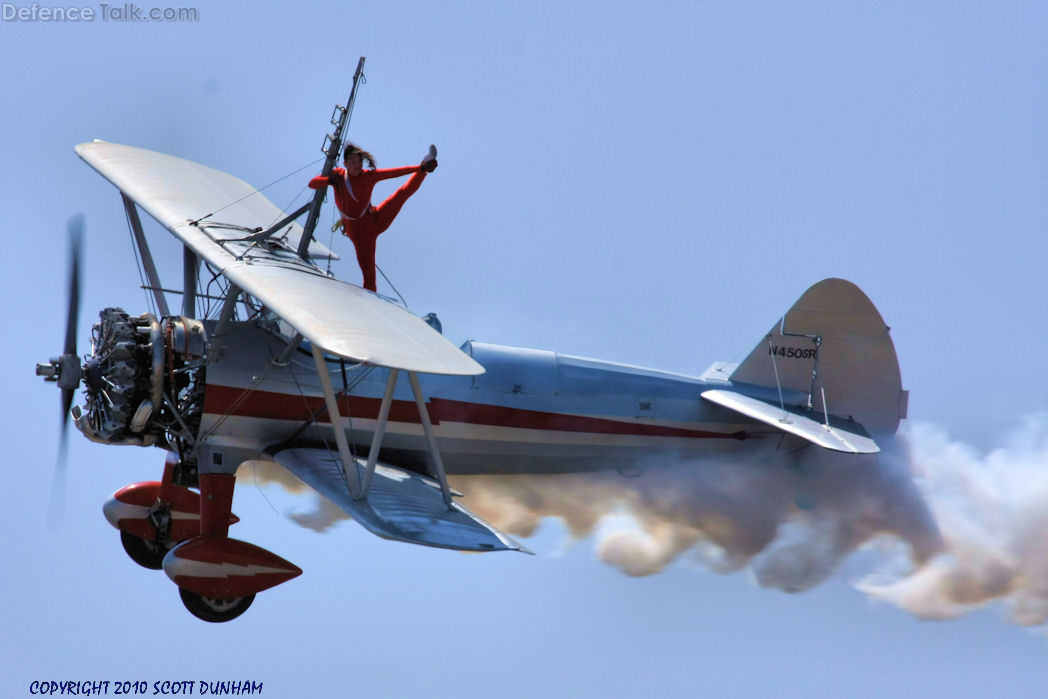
[77,140,336,260]
[702,389,880,454]
[76,140,482,376]
[273,448,528,553]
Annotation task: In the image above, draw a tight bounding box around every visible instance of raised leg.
[373,169,426,233]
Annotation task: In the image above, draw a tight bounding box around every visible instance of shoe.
[421,144,438,173]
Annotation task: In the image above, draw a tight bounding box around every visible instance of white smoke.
[857,418,1048,626]
[452,445,942,593]
[242,418,1048,627]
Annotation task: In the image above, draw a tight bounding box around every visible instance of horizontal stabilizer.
[701,389,879,454]
[273,448,528,553]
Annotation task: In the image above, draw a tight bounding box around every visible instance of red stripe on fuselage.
[203,384,740,440]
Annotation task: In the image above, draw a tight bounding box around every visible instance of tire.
[119,531,169,570]
[178,588,255,623]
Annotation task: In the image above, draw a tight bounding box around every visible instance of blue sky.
[3,2,1048,696]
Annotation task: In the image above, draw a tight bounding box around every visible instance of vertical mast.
[297,56,366,261]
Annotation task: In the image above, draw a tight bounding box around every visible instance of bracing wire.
[326,207,338,276]
[202,261,227,320]
[284,350,357,494]
[250,462,282,517]
[766,334,788,420]
[376,264,408,308]
[191,157,326,225]
[123,205,156,317]
[278,342,372,494]
[266,182,312,234]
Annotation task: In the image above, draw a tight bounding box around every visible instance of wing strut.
[360,368,398,500]
[311,348,455,509]
[122,194,170,317]
[408,371,453,507]
[356,369,453,508]
[311,345,362,496]
[213,284,241,339]
[182,247,198,316]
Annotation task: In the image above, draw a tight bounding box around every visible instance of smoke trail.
[857,419,1048,626]
[237,460,349,532]
[242,419,1048,626]
[451,445,942,592]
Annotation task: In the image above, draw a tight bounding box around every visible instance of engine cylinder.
[76,308,207,448]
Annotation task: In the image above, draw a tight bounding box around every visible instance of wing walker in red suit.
[310,144,438,292]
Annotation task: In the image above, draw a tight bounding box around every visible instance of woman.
[309,143,438,292]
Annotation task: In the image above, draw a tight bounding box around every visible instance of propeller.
[38,215,85,527]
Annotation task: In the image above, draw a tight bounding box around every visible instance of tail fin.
[729,278,907,436]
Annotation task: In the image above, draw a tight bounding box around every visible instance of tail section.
[728,278,907,436]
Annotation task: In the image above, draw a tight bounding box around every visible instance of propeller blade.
[63,214,84,357]
[47,435,68,530]
[60,386,75,442]
[49,385,74,529]
[50,214,85,529]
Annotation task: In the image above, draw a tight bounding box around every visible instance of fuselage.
[200,320,787,474]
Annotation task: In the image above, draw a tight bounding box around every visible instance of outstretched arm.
[308,167,347,189]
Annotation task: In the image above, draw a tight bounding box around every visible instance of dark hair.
[343,143,376,170]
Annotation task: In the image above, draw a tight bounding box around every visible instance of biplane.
[37,68,907,622]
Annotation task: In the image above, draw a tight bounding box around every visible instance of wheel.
[120,531,170,570]
[178,588,255,623]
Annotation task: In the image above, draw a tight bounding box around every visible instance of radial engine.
[53,308,208,451]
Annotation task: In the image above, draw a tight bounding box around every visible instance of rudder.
[729,278,907,436]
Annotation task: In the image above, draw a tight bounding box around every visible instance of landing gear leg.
[164,471,299,622]
[176,471,254,623]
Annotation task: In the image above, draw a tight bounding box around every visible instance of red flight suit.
[309,165,427,292]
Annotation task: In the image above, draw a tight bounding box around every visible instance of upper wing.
[273,448,528,553]
[76,140,336,260]
[76,141,482,376]
[701,389,880,454]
